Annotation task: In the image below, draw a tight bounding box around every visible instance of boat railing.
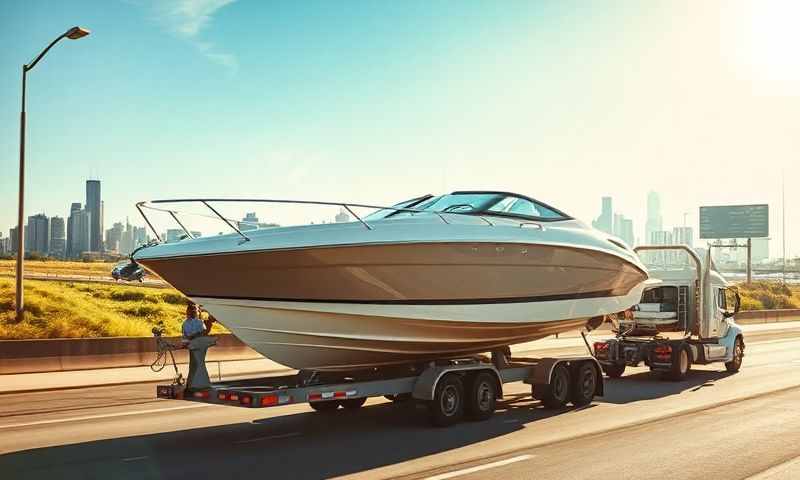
[135,198,496,243]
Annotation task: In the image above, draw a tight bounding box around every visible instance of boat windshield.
[386,192,570,221]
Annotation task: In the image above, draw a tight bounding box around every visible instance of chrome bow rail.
[135,198,495,243]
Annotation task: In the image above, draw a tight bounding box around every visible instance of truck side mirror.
[723,290,741,318]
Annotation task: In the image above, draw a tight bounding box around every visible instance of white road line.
[233,431,302,444]
[748,455,800,479]
[121,456,149,462]
[423,454,534,480]
[0,403,214,430]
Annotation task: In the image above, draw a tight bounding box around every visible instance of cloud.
[141,0,238,72]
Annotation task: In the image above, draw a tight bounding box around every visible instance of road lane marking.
[121,456,149,462]
[423,455,534,480]
[748,455,800,479]
[0,403,214,430]
[233,431,302,444]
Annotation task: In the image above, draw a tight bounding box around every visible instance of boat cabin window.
[488,196,564,219]
[380,192,569,221]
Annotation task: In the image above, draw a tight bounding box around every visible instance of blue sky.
[1,1,799,256]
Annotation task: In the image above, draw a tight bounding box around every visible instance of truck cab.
[594,245,745,380]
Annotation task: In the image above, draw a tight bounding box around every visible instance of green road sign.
[699,204,769,239]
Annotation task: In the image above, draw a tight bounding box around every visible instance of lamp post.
[16,26,90,319]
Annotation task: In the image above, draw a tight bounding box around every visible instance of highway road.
[1,327,799,480]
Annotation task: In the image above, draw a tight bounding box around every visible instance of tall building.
[105,222,124,252]
[672,226,694,248]
[651,230,673,245]
[0,233,9,255]
[335,209,351,223]
[69,208,92,257]
[119,220,134,256]
[133,226,148,248]
[645,191,663,245]
[9,227,19,254]
[66,202,81,258]
[49,216,66,258]
[614,214,635,247]
[26,214,50,255]
[86,180,103,252]
[592,197,614,235]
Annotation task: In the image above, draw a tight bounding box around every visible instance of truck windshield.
[638,249,699,272]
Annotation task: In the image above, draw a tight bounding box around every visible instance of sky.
[1,0,798,257]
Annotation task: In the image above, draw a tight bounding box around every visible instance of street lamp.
[16,26,90,319]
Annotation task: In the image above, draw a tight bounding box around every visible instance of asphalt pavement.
[1,326,799,480]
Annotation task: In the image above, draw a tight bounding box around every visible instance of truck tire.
[429,374,465,427]
[665,345,691,381]
[341,397,367,410]
[465,372,497,421]
[570,363,598,407]
[309,400,340,412]
[725,336,744,373]
[602,363,626,378]
[534,363,570,409]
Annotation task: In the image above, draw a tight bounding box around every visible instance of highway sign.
[699,204,769,239]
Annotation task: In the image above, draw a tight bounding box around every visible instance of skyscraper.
[592,196,613,235]
[49,216,66,258]
[9,227,19,254]
[86,180,103,252]
[105,222,124,252]
[26,214,50,255]
[614,214,635,247]
[645,191,663,244]
[66,202,81,258]
[70,208,92,258]
[672,226,694,248]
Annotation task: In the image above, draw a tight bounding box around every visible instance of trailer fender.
[412,364,503,401]
[526,357,604,397]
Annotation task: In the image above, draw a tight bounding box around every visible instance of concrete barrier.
[736,308,800,324]
[0,334,261,375]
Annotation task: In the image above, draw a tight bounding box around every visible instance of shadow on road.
[0,396,588,480]
[599,369,736,404]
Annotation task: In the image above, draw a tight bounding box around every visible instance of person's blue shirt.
[182,317,205,340]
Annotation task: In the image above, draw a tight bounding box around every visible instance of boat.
[131,191,650,371]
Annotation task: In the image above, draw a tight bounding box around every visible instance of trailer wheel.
[570,363,597,407]
[665,345,691,381]
[429,374,465,427]
[533,363,570,409]
[309,401,340,412]
[725,336,744,373]
[341,397,367,410]
[465,372,497,421]
[602,363,626,378]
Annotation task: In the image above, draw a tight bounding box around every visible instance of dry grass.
[736,281,800,310]
[0,259,117,277]
[0,278,200,339]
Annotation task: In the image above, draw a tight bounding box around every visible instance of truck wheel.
[429,374,465,427]
[309,400,340,412]
[725,336,744,373]
[602,363,626,378]
[341,397,367,410]
[570,363,598,407]
[665,345,691,381]
[465,372,497,421]
[534,363,570,409]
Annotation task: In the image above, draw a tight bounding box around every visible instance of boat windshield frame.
[135,192,571,244]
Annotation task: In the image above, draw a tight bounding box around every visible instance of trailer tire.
[428,374,465,427]
[665,345,691,381]
[602,363,626,378]
[341,397,367,410]
[570,363,597,407]
[725,336,744,373]
[534,363,570,409]
[309,401,340,412]
[465,372,497,421]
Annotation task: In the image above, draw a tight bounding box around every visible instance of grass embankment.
[0,259,116,277]
[736,281,800,310]
[0,278,193,339]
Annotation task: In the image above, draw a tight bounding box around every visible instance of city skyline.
[1,1,798,259]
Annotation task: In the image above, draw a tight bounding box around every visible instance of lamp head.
[66,26,90,40]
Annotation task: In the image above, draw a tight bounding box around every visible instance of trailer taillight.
[654,345,672,361]
[594,342,609,359]
[308,390,358,402]
[240,394,252,405]
[192,390,210,399]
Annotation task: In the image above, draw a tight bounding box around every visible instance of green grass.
[736,281,800,310]
[0,259,117,277]
[0,278,195,339]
